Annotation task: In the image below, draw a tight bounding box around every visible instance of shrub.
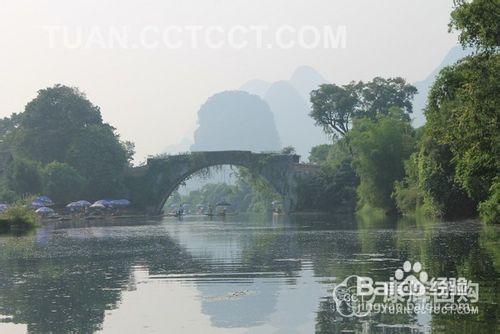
[6,157,42,195]
[478,178,499,224]
[1,203,37,228]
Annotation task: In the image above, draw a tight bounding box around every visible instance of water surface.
[0,215,498,333]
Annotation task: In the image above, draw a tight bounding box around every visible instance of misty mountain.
[240,66,329,158]
[263,81,327,158]
[412,45,473,127]
[239,79,271,98]
[289,65,328,101]
[191,91,281,152]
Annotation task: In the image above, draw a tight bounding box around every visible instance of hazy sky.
[0,0,458,161]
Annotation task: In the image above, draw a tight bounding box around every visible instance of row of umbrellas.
[0,196,131,216]
[66,199,131,211]
[31,196,54,209]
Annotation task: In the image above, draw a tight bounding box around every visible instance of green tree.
[393,153,421,215]
[310,84,357,138]
[478,178,500,224]
[66,125,129,199]
[6,158,42,196]
[14,85,103,163]
[0,84,134,202]
[308,144,333,164]
[296,157,358,213]
[42,162,87,204]
[0,114,20,146]
[296,139,358,212]
[237,168,281,213]
[395,0,499,222]
[310,78,416,139]
[348,108,416,214]
[449,0,500,52]
[425,54,499,205]
[349,77,417,120]
[398,134,475,219]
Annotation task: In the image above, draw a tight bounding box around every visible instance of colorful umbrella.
[35,196,54,206]
[35,206,55,215]
[0,203,8,212]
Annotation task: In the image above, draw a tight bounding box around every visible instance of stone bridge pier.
[127,151,319,215]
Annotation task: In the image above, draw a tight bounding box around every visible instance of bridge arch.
[143,151,302,214]
[157,163,285,213]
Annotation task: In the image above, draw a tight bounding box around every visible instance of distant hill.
[191,91,281,152]
[239,79,271,98]
[240,66,329,159]
[264,81,327,158]
[412,45,473,127]
[289,65,328,101]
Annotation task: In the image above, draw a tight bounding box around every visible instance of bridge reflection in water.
[0,216,497,333]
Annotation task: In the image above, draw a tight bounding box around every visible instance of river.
[0,215,498,333]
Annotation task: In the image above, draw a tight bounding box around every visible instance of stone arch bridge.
[127,151,319,214]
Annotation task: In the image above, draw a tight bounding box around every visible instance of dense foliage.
[310,77,416,139]
[0,201,37,229]
[449,0,499,52]
[394,0,499,222]
[305,77,416,214]
[0,85,134,205]
[42,162,87,205]
[296,151,358,213]
[348,108,416,214]
[304,0,498,223]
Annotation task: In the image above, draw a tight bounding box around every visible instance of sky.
[0,0,459,161]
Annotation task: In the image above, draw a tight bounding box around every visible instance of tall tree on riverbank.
[307,77,417,214]
[0,85,134,203]
[310,78,417,140]
[348,108,416,214]
[13,85,103,163]
[395,0,499,222]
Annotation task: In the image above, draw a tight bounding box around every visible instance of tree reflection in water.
[0,215,497,333]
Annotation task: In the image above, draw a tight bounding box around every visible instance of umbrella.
[75,200,91,207]
[66,201,90,212]
[93,200,112,207]
[31,200,46,209]
[89,202,106,209]
[66,200,91,208]
[35,196,54,206]
[216,201,231,207]
[0,204,8,212]
[35,206,55,215]
[109,199,131,208]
